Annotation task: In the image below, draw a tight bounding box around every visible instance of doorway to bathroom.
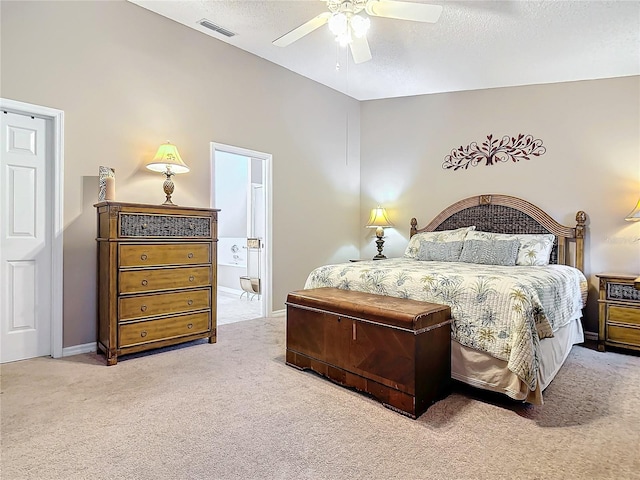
[211,143,272,324]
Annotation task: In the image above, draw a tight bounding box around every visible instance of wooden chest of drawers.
[597,273,640,352]
[95,201,219,365]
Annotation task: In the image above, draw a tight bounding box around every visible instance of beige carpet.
[1,317,639,480]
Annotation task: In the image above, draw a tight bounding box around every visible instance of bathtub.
[217,237,247,291]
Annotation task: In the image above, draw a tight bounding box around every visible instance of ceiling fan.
[272,0,443,64]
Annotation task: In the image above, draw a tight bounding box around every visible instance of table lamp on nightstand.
[366,206,394,260]
[146,141,190,205]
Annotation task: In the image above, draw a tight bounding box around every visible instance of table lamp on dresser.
[146,141,189,205]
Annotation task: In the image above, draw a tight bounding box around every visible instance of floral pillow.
[404,226,475,260]
[464,230,555,266]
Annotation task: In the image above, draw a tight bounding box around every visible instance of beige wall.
[360,76,640,333]
[3,1,638,348]
[1,1,361,347]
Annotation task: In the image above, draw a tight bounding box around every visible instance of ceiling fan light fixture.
[350,14,370,38]
[336,31,352,46]
[273,0,441,64]
[329,11,370,46]
[328,12,348,36]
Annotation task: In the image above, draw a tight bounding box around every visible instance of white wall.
[3,1,636,345]
[360,76,640,333]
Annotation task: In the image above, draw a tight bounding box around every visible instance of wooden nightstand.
[596,274,640,352]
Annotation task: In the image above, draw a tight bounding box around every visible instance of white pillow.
[464,230,555,266]
[404,226,475,260]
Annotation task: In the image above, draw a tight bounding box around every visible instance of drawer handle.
[140,254,148,261]
[141,223,147,229]
[187,252,194,259]
[187,323,193,329]
[141,279,148,286]
[189,276,195,282]
[189,223,195,229]
[140,305,147,312]
[187,299,193,306]
[140,331,147,338]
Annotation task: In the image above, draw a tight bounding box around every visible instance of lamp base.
[162,172,177,206]
[373,235,386,260]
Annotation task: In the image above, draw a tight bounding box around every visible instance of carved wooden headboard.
[410,194,586,272]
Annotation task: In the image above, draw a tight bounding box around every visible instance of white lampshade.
[625,197,640,221]
[146,142,189,174]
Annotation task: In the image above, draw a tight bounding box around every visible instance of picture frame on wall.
[98,166,116,201]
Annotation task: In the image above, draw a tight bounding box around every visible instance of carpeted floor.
[1,317,639,480]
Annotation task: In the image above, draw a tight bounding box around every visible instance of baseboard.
[584,331,598,341]
[271,309,285,317]
[62,342,97,357]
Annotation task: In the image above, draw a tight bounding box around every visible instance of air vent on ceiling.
[197,19,236,38]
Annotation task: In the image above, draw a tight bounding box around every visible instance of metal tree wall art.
[442,134,546,171]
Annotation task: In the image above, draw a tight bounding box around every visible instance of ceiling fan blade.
[365,0,443,23]
[273,12,331,47]
[349,35,372,64]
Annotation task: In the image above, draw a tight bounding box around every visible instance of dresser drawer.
[608,305,640,326]
[607,325,640,347]
[119,312,210,347]
[119,266,211,294]
[119,288,211,321]
[605,282,640,303]
[119,243,210,267]
[120,213,211,238]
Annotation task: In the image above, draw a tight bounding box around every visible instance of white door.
[0,111,52,363]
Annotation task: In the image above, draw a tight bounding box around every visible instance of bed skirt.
[451,317,585,405]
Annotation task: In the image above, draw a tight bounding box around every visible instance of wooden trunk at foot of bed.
[286,288,452,419]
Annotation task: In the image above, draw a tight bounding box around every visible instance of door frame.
[210,142,272,317]
[1,98,64,359]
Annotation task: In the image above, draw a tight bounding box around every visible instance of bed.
[304,194,588,405]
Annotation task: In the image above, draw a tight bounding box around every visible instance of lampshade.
[146,142,189,174]
[625,197,640,221]
[365,207,393,229]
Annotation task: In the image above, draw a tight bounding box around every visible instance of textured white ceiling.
[128,0,640,101]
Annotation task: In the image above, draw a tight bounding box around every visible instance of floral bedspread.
[304,258,587,392]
